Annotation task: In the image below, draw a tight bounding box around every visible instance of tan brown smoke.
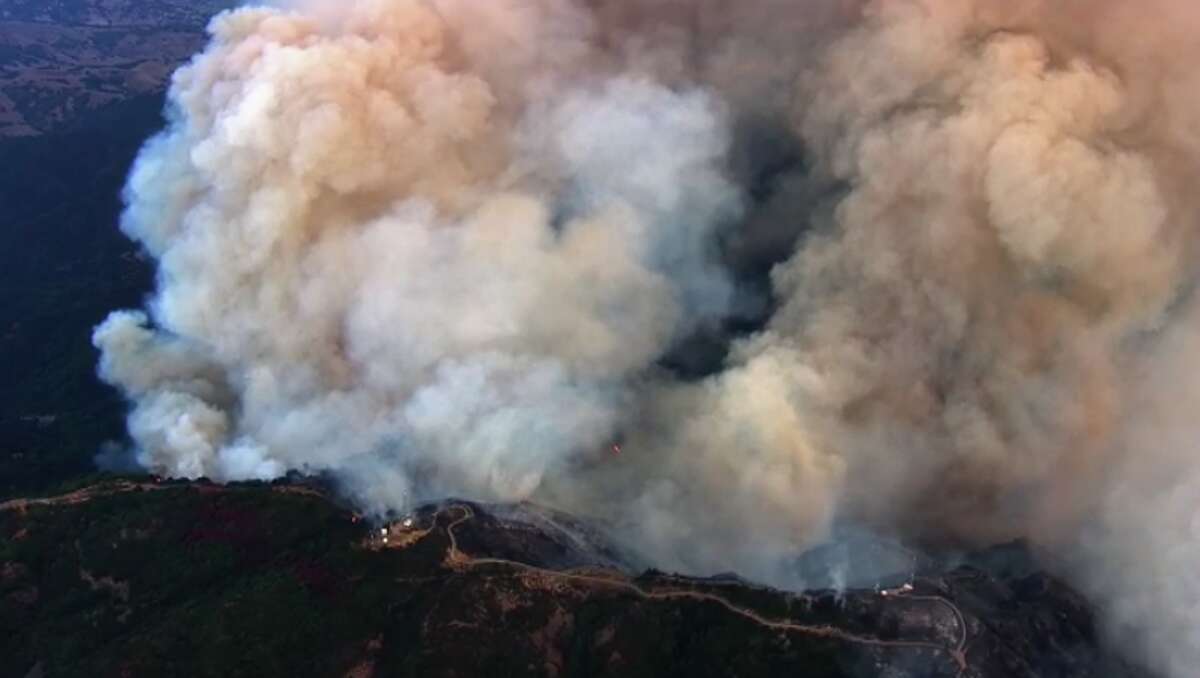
[95,1,1200,673]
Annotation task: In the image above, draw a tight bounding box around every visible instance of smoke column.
[95,0,1200,673]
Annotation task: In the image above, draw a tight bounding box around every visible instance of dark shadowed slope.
[0,93,162,499]
[0,0,231,498]
[1,480,1149,678]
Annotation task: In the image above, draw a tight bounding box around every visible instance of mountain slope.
[0,480,1148,678]
[0,0,230,137]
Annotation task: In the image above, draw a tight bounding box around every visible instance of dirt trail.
[899,593,970,675]
[0,481,165,513]
[1,485,973,675]
[441,504,970,674]
[0,480,333,515]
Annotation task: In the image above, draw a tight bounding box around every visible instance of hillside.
[0,0,232,497]
[1,480,1148,678]
[0,94,160,499]
[0,0,230,136]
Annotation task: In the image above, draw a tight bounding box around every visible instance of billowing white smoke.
[96,0,1200,674]
[94,1,740,508]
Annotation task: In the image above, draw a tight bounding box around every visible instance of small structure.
[880,582,915,597]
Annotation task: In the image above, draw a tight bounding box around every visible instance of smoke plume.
[95,0,1200,673]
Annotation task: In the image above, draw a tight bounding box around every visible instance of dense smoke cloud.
[95,0,744,507]
[96,0,1200,674]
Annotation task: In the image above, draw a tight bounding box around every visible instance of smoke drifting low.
[95,0,1200,673]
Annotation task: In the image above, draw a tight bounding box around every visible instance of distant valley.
[0,0,231,137]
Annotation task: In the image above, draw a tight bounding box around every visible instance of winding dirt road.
[0,479,326,514]
[899,592,970,676]
[3,483,973,675]
[0,480,164,513]
[440,504,971,675]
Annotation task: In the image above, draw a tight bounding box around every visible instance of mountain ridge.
[0,478,1151,678]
